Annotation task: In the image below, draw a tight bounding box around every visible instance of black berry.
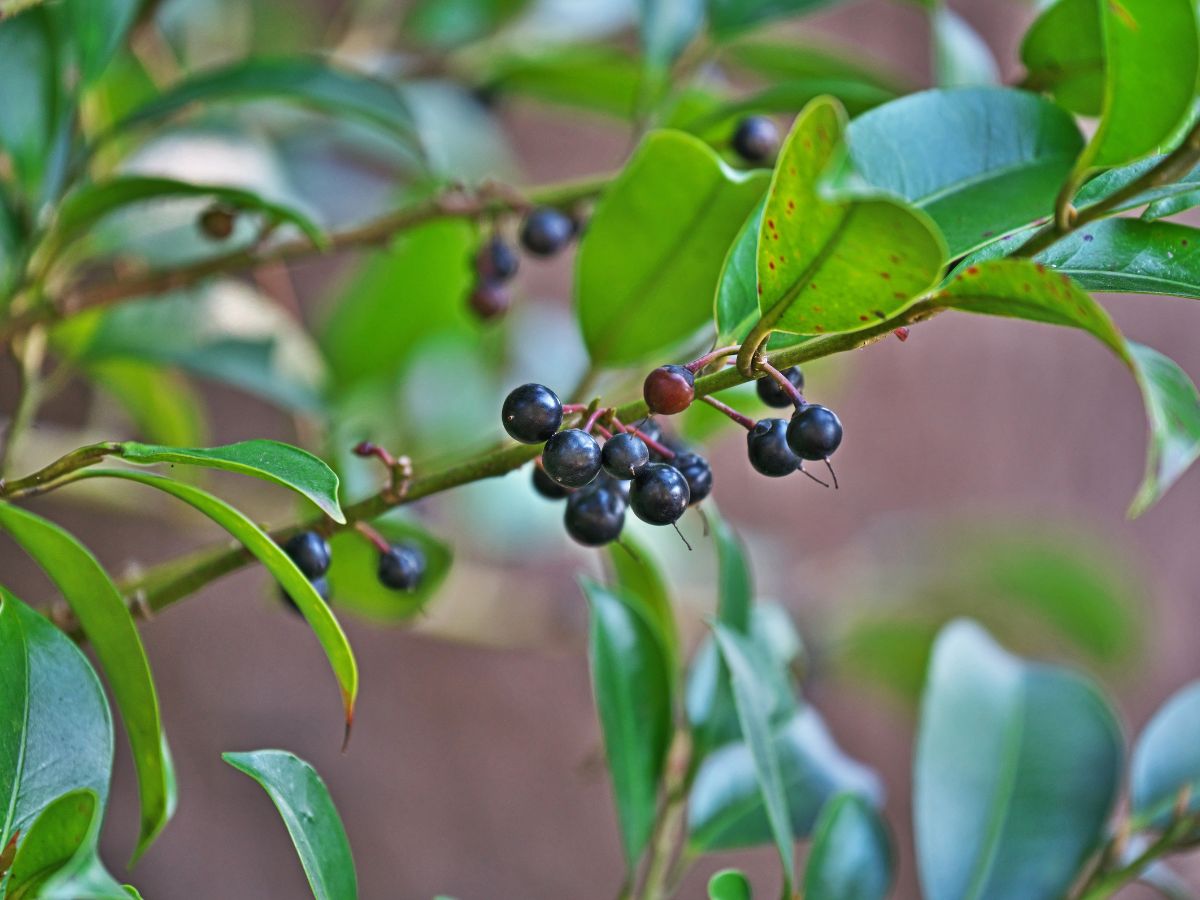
[542,428,602,488]
[787,404,843,460]
[468,280,511,321]
[601,432,650,479]
[502,383,563,444]
[673,452,713,505]
[629,463,690,525]
[643,365,695,416]
[474,236,519,282]
[532,463,572,499]
[520,207,574,257]
[747,418,800,477]
[732,116,780,164]
[281,575,330,614]
[198,204,236,240]
[564,482,626,546]
[756,366,805,408]
[378,543,426,591]
[283,531,331,579]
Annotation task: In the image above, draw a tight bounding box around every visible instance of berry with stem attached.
[564,482,626,546]
[757,366,805,408]
[747,418,800,477]
[474,236,519,282]
[378,543,426,591]
[542,428,602,487]
[520,207,574,256]
[532,463,572,499]
[787,404,843,461]
[629,462,690,525]
[643,365,695,415]
[601,431,650,479]
[502,383,563,444]
[673,452,713,505]
[732,116,780,164]
[283,531,332,579]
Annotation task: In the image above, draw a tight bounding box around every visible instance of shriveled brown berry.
[643,365,695,415]
[468,280,512,321]
[198,204,236,240]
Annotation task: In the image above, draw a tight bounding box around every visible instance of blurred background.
[1,0,1197,896]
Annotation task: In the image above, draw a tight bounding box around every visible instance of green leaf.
[1074,157,1200,217]
[72,469,359,739]
[582,578,673,869]
[0,10,58,195]
[1076,0,1199,171]
[722,41,906,94]
[932,8,998,88]
[712,512,752,632]
[5,789,129,900]
[754,96,944,338]
[325,517,451,623]
[118,439,345,523]
[86,360,208,448]
[114,58,419,147]
[914,620,1123,900]
[53,176,325,249]
[707,0,844,39]
[707,869,752,900]
[842,88,1084,257]
[638,0,703,72]
[1126,342,1200,517]
[0,504,172,863]
[711,624,796,888]
[804,793,893,900]
[52,0,138,86]
[1035,219,1200,299]
[1130,681,1200,828]
[223,750,357,900]
[609,538,679,687]
[1019,0,1103,115]
[687,707,880,853]
[0,590,113,852]
[481,47,644,119]
[575,129,768,365]
[1145,188,1200,222]
[403,0,527,48]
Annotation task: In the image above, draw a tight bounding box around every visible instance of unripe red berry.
[643,365,695,415]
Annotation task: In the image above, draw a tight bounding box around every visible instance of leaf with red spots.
[937,259,1200,516]
[753,97,945,339]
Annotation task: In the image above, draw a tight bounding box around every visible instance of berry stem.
[612,417,676,460]
[759,360,805,408]
[561,404,588,414]
[582,407,609,434]
[354,521,392,554]
[353,440,397,468]
[684,345,740,374]
[700,395,755,431]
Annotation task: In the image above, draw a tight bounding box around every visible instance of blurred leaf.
[0,10,59,195]
[223,750,357,900]
[0,504,172,863]
[1130,680,1200,828]
[638,0,703,72]
[0,590,113,853]
[837,618,941,709]
[86,360,208,448]
[841,88,1084,257]
[708,869,752,900]
[404,0,527,47]
[325,516,451,623]
[51,0,139,86]
[119,439,345,523]
[722,41,905,93]
[576,129,767,365]
[1020,0,1103,115]
[609,537,679,686]
[712,512,752,632]
[582,578,673,869]
[319,219,476,389]
[1035,219,1200,299]
[755,97,944,339]
[74,469,359,740]
[914,620,1122,900]
[931,7,998,88]
[707,0,844,39]
[482,46,643,118]
[804,793,893,900]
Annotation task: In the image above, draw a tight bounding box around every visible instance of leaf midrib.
[916,153,1078,209]
[0,604,30,848]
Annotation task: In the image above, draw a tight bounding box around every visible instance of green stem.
[0,441,121,496]
[0,330,47,478]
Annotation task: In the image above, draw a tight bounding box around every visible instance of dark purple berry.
[673,452,713,505]
[629,462,690,526]
[474,236,519,282]
[198,204,236,239]
[378,543,426,591]
[756,366,805,408]
[520,207,574,256]
[542,428,602,488]
[564,483,626,546]
[643,365,695,416]
[601,432,650,479]
[748,418,800,477]
[732,116,780,164]
[502,383,563,444]
[787,404,843,461]
[468,280,511,321]
[532,463,572,499]
[281,575,330,614]
[283,531,331,579]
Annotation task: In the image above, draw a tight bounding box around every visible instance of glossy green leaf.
[1035,219,1200,299]
[711,624,795,888]
[114,59,419,148]
[119,439,345,523]
[0,504,172,863]
[404,0,526,47]
[1131,681,1200,828]
[86,360,208,448]
[73,469,358,738]
[914,620,1123,900]
[223,750,357,900]
[932,7,998,88]
[5,789,128,900]
[707,869,752,900]
[707,0,844,38]
[755,96,944,339]
[609,538,678,685]
[1076,0,1199,171]
[804,793,892,900]
[325,517,451,623]
[583,578,673,869]
[1074,158,1200,217]
[842,88,1084,257]
[576,129,768,364]
[1145,189,1200,222]
[53,176,324,249]
[1019,0,1103,115]
[0,590,113,852]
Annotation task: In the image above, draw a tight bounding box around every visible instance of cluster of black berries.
[278,529,426,613]
[502,384,712,546]
[468,206,580,321]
